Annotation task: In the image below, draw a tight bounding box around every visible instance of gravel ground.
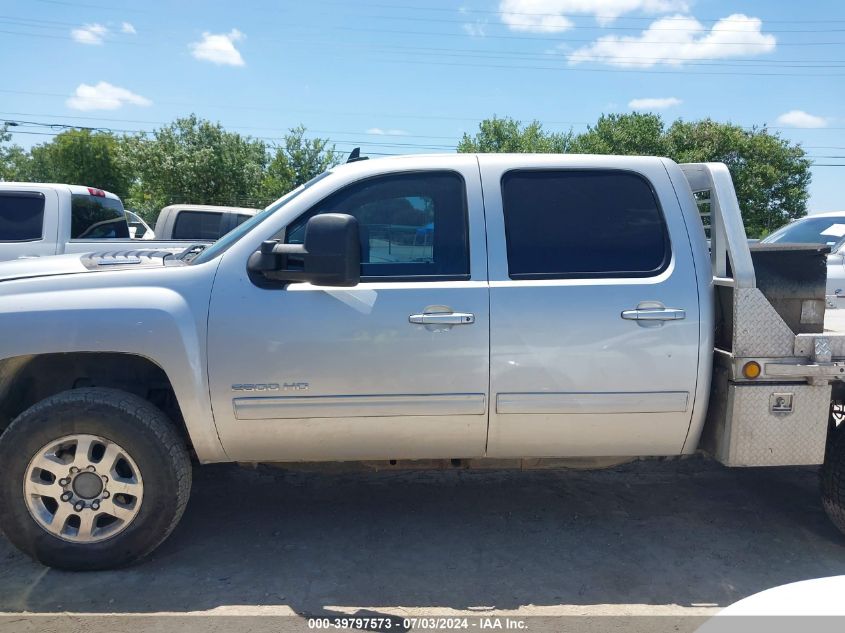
[1,456,845,631]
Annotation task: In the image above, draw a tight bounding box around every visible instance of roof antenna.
[347,147,369,163]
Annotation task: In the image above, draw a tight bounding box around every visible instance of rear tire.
[821,420,845,537]
[0,388,191,570]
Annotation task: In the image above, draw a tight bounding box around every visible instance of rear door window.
[501,170,670,279]
[172,211,225,240]
[0,192,45,241]
[71,194,129,239]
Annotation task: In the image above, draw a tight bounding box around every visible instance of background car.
[762,211,845,305]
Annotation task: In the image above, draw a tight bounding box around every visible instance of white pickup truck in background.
[0,154,843,571]
[153,204,258,241]
[0,183,206,261]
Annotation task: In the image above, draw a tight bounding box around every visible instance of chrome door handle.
[409,312,475,325]
[621,307,686,321]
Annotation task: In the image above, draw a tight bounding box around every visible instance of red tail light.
[87,187,106,197]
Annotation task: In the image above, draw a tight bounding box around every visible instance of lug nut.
[91,501,100,511]
[69,467,79,474]
[61,492,72,502]
[59,478,70,486]
[74,501,85,512]
[101,475,109,483]
[86,465,96,472]
[102,491,110,499]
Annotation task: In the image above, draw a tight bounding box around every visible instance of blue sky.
[1,0,844,211]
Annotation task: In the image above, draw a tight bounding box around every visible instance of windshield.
[763,215,845,246]
[190,171,333,265]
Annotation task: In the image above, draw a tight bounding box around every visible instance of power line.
[331,24,845,46]
[317,2,845,25]
[5,123,844,161]
[5,15,845,73]
[0,111,474,140]
[4,108,845,134]
[2,126,455,151]
[2,18,845,48]
[355,12,845,33]
[24,0,845,26]
[383,55,845,77]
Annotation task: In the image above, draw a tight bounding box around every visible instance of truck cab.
[205,154,709,461]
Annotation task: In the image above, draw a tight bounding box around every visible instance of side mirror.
[248,213,360,287]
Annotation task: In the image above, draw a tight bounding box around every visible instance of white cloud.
[463,21,487,37]
[568,14,776,67]
[189,29,246,66]
[121,22,136,35]
[366,128,409,136]
[66,82,152,111]
[498,0,689,32]
[71,23,108,45]
[629,96,682,109]
[776,110,828,129]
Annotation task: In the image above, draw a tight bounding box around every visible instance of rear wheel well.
[0,353,190,450]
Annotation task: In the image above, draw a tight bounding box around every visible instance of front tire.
[0,388,191,570]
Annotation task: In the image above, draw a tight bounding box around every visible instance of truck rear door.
[480,155,701,457]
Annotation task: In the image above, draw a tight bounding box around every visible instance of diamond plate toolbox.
[710,382,831,467]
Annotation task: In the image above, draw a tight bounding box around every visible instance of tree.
[23,129,132,198]
[457,116,572,153]
[665,119,811,236]
[261,125,341,202]
[125,114,268,221]
[570,113,667,156]
[0,124,30,182]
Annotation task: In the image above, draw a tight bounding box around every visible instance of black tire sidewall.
[821,422,845,536]
[0,392,188,570]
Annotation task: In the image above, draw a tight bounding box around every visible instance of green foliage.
[261,125,341,202]
[25,129,132,199]
[0,124,31,182]
[664,119,811,237]
[570,113,667,156]
[457,116,572,153]
[124,115,269,220]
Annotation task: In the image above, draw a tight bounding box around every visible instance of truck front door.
[207,159,490,462]
[480,156,701,458]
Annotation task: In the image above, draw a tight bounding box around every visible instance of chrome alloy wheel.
[23,434,144,543]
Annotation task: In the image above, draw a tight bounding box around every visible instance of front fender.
[0,272,227,463]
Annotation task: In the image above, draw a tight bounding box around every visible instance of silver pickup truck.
[0,183,205,261]
[0,154,843,571]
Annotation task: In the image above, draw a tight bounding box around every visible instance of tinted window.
[762,216,845,246]
[235,214,252,226]
[286,171,469,279]
[501,170,669,279]
[71,195,128,239]
[172,211,225,240]
[0,192,45,241]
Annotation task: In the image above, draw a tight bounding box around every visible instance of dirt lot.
[2,457,845,631]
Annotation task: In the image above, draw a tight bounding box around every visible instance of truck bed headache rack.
[679,162,836,468]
